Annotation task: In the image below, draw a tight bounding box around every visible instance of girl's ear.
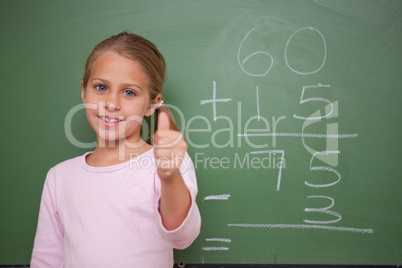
[81,80,86,103]
[145,94,162,117]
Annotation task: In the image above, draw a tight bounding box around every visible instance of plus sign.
[200,81,232,121]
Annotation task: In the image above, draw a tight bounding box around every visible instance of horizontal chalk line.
[200,99,232,105]
[228,223,373,234]
[203,194,231,201]
[206,238,232,243]
[202,247,229,251]
[237,133,358,139]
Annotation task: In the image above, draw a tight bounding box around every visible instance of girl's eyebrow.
[90,78,143,92]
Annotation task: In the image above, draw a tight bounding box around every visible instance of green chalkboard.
[0,0,401,266]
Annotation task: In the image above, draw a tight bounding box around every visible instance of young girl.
[31,32,201,267]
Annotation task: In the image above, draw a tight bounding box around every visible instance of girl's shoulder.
[48,152,91,174]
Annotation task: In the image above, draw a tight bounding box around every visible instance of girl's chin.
[96,133,145,145]
[94,127,123,140]
[92,123,142,142]
[96,131,124,142]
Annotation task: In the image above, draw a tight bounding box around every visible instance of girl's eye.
[123,90,136,97]
[95,85,108,92]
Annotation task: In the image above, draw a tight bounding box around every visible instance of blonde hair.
[82,32,179,143]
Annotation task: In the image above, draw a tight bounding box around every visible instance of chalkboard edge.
[0,265,398,268]
[172,265,399,268]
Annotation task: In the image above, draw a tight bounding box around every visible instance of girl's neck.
[86,138,152,167]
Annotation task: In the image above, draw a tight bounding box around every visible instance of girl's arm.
[159,172,192,230]
[156,152,201,249]
[154,112,192,230]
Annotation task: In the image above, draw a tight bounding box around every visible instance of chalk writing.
[304,195,342,224]
[228,224,373,234]
[200,81,232,121]
[285,27,327,75]
[201,24,372,255]
[203,238,232,251]
[238,133,358,139]
[293,84,333,120]
[251,150,285,191]
[305,151,341,188]
[203,194,231,201]
[256,86,260,121]
[238,28,273,77]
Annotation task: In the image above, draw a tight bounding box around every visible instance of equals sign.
[202,238,231,251]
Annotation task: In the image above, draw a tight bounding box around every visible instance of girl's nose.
[104,94,121,111]
[106,102,120,111]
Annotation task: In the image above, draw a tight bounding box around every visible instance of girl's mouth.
[98,116,124,126]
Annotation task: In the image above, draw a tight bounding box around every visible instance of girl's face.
[81,51,160,144]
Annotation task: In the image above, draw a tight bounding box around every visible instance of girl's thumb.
[157,112,170,131]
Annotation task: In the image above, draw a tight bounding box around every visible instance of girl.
[31,32,201,267]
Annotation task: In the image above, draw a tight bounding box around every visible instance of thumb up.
[154,112,188,180]
[157,111,170,131]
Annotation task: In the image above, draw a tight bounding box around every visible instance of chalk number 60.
[238,27,327,77]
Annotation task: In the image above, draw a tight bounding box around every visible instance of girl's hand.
[154,112,188,180]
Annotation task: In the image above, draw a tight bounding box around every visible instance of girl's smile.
[98,115,124,127]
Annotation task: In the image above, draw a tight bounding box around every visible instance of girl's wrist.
[158,168,181,182]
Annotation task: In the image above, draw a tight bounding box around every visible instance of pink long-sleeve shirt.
[31,148,201,268]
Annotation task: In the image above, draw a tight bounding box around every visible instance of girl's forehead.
[93,52,141,69]
[91,53,148,79]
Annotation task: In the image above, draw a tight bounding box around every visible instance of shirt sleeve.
[30,168,64,268]
[156,152,201,249]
